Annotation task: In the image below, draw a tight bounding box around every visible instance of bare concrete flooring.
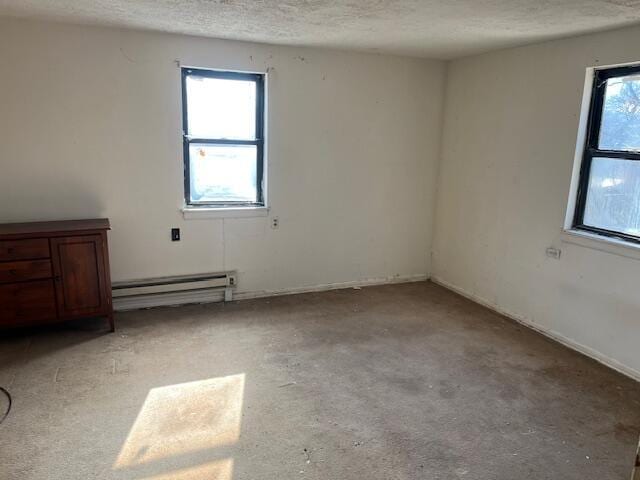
[1,281,639,480]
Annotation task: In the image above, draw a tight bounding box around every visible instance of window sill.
[560,228,640,261]
[182,206,269,220]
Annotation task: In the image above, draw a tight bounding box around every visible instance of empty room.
[1,1,640,479]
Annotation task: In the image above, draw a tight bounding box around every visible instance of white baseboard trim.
[234,274,429,301]
[114,273,428,312]
[430,276,640,383]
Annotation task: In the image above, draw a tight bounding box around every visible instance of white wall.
[433,25,640,379]
[0,19,445,294]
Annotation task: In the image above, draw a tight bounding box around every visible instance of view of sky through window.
[185,73,259,204]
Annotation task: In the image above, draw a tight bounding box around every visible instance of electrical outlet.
[171,228,181,241]
[546,246,561,259]
[271,217,279,229]
[228,275,237,286]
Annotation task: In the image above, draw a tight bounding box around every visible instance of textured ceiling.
[1,0,640,59]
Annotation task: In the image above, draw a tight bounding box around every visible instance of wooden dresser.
[0,219,114,332]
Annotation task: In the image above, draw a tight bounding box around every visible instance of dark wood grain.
[0,219,110,240]
[100,231,115,332]
[0,238,50,261]
[0,260,52,284]
[51,235,109,319]
[0,280,57,325]
[0,219,114,332]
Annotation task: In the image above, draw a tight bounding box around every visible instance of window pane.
[583,157,640,236]
[599,74,640,151]
[189,144,257,203]
[186,75,256,140]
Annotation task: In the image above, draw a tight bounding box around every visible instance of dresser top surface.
[0,219,110,237]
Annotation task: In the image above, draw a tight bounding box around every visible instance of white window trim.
[560,228,640,261]
[182,205,269,220]
[563,61,640,258]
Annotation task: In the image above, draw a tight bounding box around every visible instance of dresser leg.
[107,312,115,333]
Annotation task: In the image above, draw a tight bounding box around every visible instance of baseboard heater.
[112,271,237,311]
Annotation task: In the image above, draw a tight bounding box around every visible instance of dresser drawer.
[0,238,50,261]
[0,280,57,325]
[0,260,53,284]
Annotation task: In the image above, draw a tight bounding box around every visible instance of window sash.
[573,65,640,244]
[181,68,265,206]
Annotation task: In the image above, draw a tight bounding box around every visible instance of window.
[573,64,640,243]
[181,68,265,207]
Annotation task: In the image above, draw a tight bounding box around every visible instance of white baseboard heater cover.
[112,271,236,311]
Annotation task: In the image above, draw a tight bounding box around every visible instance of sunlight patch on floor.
[114,374,245,478]
[138,459,234,480]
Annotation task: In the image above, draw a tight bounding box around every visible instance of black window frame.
[181,67,265,207]
[573,64,640,244]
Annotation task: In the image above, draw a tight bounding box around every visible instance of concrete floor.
[0,281,639,480]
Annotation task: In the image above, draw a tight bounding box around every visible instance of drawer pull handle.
[6,248,14,254]
[9,269,18,275]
